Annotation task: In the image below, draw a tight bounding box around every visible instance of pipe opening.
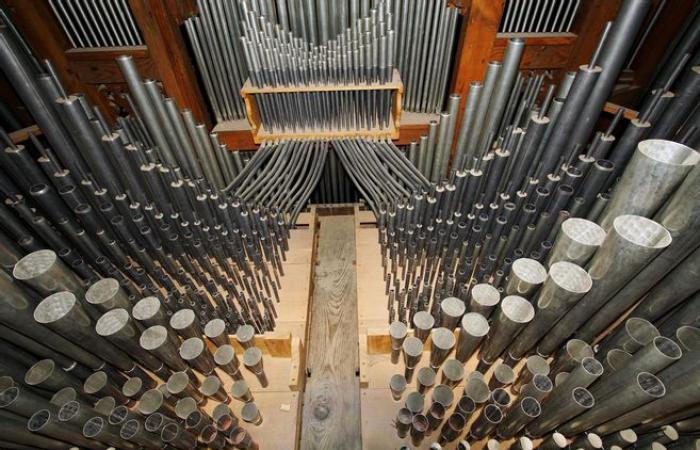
[612,216,672,249]
[449,412,468,430]
[466,378,491,403]
[443,360,464,381]
[397,408,413,425]
[472,283,500,307]
[145,413,165,432]
[566,339,593,362]
[561,218,605,247]
[572,387,594,408]
[638,140,700,166]
[406,392,425,412]
[653,336,682,359]
[403,337,423,357]
[25,359,55,385]
[96,309,130,336]
[133,297,161,320]
[412,414,429,432]
[512,258,547,284]
[84,371,107,394]
[0,387,18,407]
[94,396,116,415]
[676,326,700,352]
[216,414,235,431]
[625,318,660,346]
[548,262,592,295]
[138,389,164,415]
[458,396,476,415]
[637,372,665,397]
[606,349,633,371]
[139,326,169,350]
[109,405,130,425]
[461,313,490,336]
[58,400,80,421]
[502,296,535,323]
[526,355,550,375]
[587,433,603,449]
[171,309,196,329]
[83,417,104,438]
[521,397,541,417]
[167,372,191,394]
[161,423,180,442]
[484,404,503,423]
[433,385,455,407]
[123,377,143,397]
[34,292,77,324]
[200,425,217,443]
[86,278,120,305]
[28,409,51,431]
[491,388,511,408]
[176,397,197,419]
[429,402,446,418]
[493,364,515,384]
[432,327,456,350]
[582,357,604,376]
[120,419,140,439]
[200,376,222,396]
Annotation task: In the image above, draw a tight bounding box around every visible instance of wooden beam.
[9,124,41,144]
[128,0,211,127]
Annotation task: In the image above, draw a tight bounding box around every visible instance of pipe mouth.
[406,391,425,413]
[28,409,51,431]
[521,396,541,417]
[107,405,130,426]
[443,360,465,382]
[145,413,166,432]
[25,359,55,385]
[34,291,77,324]
[676,326,700,352]
[638,139,700,166]
[552,432,568,447]
[230,427,249,445]
[484,403,503,424]
[465,378,490,403]
[140,326,169,350]
[471,283,500,307]
[83,371,107,394]
[501,296,535,323]
[185,410,205,428]
[637,372,665,397]
[458,396,476,415]
[166,372,191,394]
[565,339,594,362]
[441,297,466,317]
[120,419,141,439]
[240,402,259,422]
[493,363,515,384]
[94,396,116,415]
[200,425,218,443]
[390,374,407,391]
[612,215,672,249]
[0,386,18,407]
[83,416,106,438]
[389,320,408,339]
[429,401,446,418]
[175,397,197,419]
[653,336,682,360]
[417,367,436,387]
[490,388,511,408]
[531,373,553,393]
[548,262,592,296]
[561,218,606,247]
[12,250,58,281]
[122,377,143,398]
[242,346,263,367]
[624,318,660,349]
[402,336,423,358]
[137,389,164,415]
[212,404,232,422]
[432,327,456,350]
[619,429,638,443]
[200,376,222,396]
[58,400,80,422]
[397,407,413,425]
[0,377,14,392]
[231,380,250,398]
[170,308,196,330]
[413,311,436,331]
[512,258,547,285]
[581,357,604,376]
[487,438,501,450]
[572,387,595,408]
[412,414,429,432]
[204,319,227,339]
[161,423,181,442]
[96,309,130,337]
[132,296,161,321]
[586,433,604,449]
[86,278,120,305]
[525,355,550,376]
[214,345,236,366]
[461,312,490,337]
[518,437,534,450]
[236,324,255,343]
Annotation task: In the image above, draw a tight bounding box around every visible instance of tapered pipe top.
[506,258,547,297]
[86,278,130,311]
[132,297,167,327]
[137,388,167,415]
[95,308,131,337]
[599,140,699,230]
[600,317,660,354]
[468,283,500,317]
[547,218,605,267]
[13,249,83,294]
[34,291,90,328]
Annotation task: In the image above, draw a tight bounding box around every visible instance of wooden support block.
[367,328,392,355]
[288,336,302,391]
[359,334,369,388]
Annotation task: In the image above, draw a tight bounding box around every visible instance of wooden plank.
[241,69,403,94]
[9,124,41,144]
[301,215,361,450]
[490,41,574,70]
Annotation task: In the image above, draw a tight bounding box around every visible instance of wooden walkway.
[300,215,362,450]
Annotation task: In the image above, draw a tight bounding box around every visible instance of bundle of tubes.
[310,148,361,205]
[0,24,291,337]
[252,88,395,133]
[0,262,269,449]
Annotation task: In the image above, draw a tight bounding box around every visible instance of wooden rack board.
[241,70,403,143]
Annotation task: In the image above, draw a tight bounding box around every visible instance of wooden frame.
[241,70,403,143]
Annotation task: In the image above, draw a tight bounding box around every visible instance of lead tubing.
[598,140,699,231]
[33,291,134,371]
[537,215,672,356]
[560,372,665,436]
[527,386,595,437]
[480,295,534,364]
[508,262,592,360]
[497,396,541,439]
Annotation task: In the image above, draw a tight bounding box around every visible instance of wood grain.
[301,215,362,450]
